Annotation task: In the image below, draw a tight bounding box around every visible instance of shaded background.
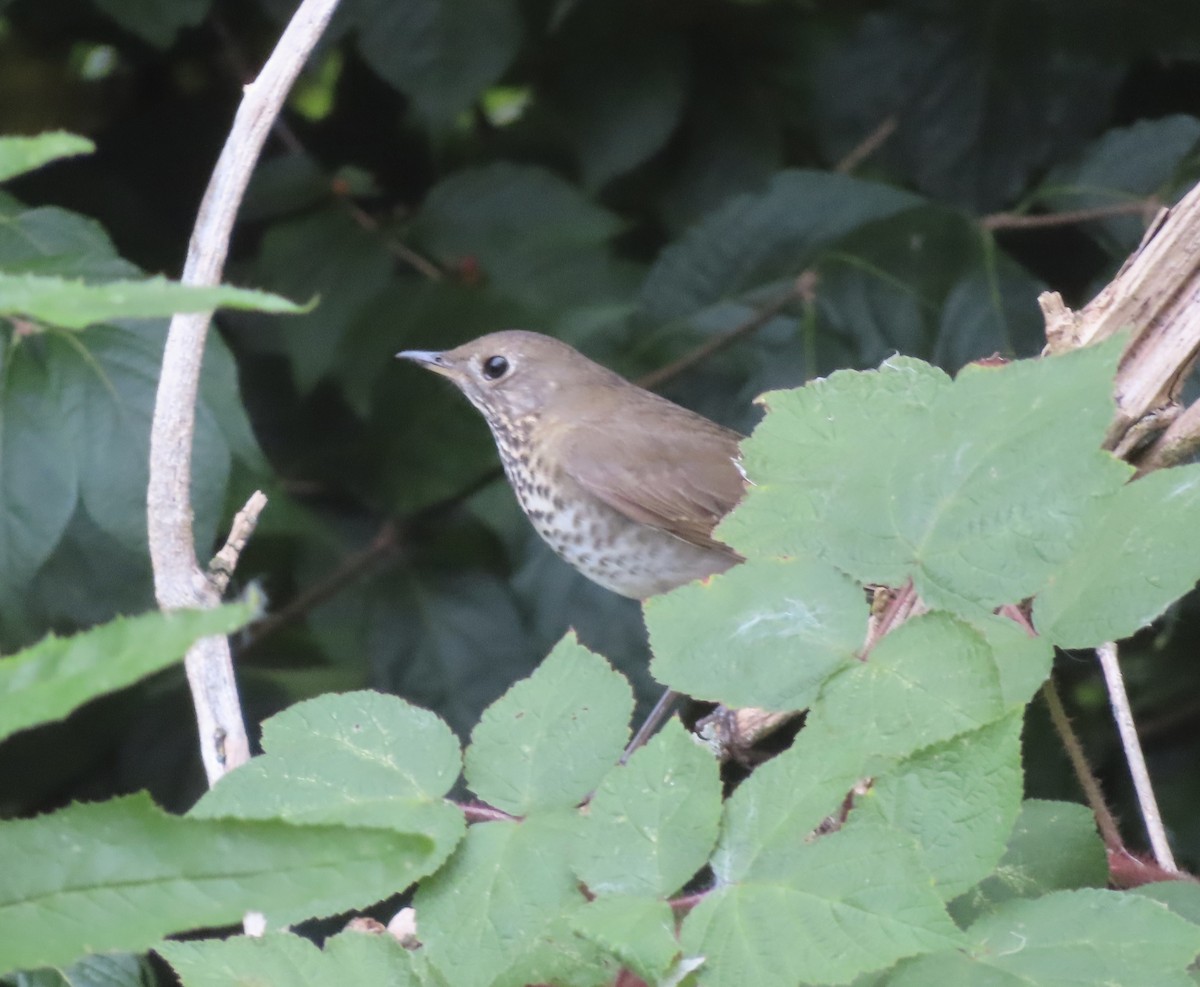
[2,0,1200,870]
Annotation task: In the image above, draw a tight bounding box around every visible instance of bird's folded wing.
[557,415,746,556]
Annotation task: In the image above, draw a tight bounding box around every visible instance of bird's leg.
[620,687,678,765]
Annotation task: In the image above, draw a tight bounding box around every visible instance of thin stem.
[981,199,1158,232]
[1039,678,1126,854]
[1095,641,1177,871]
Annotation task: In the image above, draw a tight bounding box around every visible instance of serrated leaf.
[950,800,1108,927]
[570,896,680,983]
[355,0,523,123]
[1135,881,1200,927]
[465,632,633,814]
[0,273,304,330]
[1034,464,1200,648]
[415,812,592,987]
[0,793,438,975]
[192,691,464,865]
[682,823,960,987]
[646,555,868,712]
[638,169,920,325]
[860,714,1024,901]
[573,718,721,897]
[724,341,1131,614]
[811,612,1006,762]
[0,601,257,743]
[890,888,1200,987]
[711,721,870,883]
[0,133,94,183]
[968,612,1054,709]
[159,930,426,987]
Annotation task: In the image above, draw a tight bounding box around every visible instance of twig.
[981,199,1158,232]
[834,116,898,174]
[243,520,399,650]
[208,490,268,594]
[636,274,815,391]
[459,802,519,823]
[1095,641,1178,872]
[211,13,443,282]
[1039,678,1126,854]
[146,0,343,786]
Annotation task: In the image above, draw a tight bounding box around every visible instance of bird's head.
[397,330,622,424]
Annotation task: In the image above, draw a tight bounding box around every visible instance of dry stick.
[980,199,1159,232]
[1096,641,1178,872]
[834,116,898,174]
[146,0,343,786]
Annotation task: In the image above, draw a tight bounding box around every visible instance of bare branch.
[208,490,268,594]
[1096,641,1178,872]
[981,199,1158,232]
[834,116,898,174]
[147,0,343,786]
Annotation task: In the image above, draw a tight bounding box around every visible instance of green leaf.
[0,133,94,184]
[1135,881,1200,927]
[638,169,920,325]
[192,691,464,865]
[950,800,1108,927]
[465,632,633,815]
[410,163,628,314]
[0,335,78,598]
[554,28,688,190]
[0,273,304,330]
[646,555,867,711]
[0,202,140,281]
[811,9,1117,210]
[89,0,211,47]
[682,822,960,987]
[569,896,680,984]
[355,0,523,123]
[860,714,1024,901]
[573,718,721,897]
[1034,464,1200,648]
[0,793,438,975]
[811,613,1006,762]
[711,722,871,883]
[724,341,1131,614]
[159,930,426,987]
[245,207,395,393]
[4,953,156,987]
[1038,115,1200,256]
[969,612,1054,709]
[0,600,257,743]
[415,812,601,987]
[890,888,1200,987]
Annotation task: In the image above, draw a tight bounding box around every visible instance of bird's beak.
[396,349,456,379]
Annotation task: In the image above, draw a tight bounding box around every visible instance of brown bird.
[397,330,745,600]
[398,330,746,757]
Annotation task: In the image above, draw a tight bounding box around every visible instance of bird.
[397,330,746,754]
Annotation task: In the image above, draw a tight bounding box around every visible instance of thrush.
[396,330,745,600]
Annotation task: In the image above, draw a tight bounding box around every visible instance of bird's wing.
[552,402,746,557]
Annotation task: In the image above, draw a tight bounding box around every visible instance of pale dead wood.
[147,0,342,786]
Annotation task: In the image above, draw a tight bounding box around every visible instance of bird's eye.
[481,355,509,380]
